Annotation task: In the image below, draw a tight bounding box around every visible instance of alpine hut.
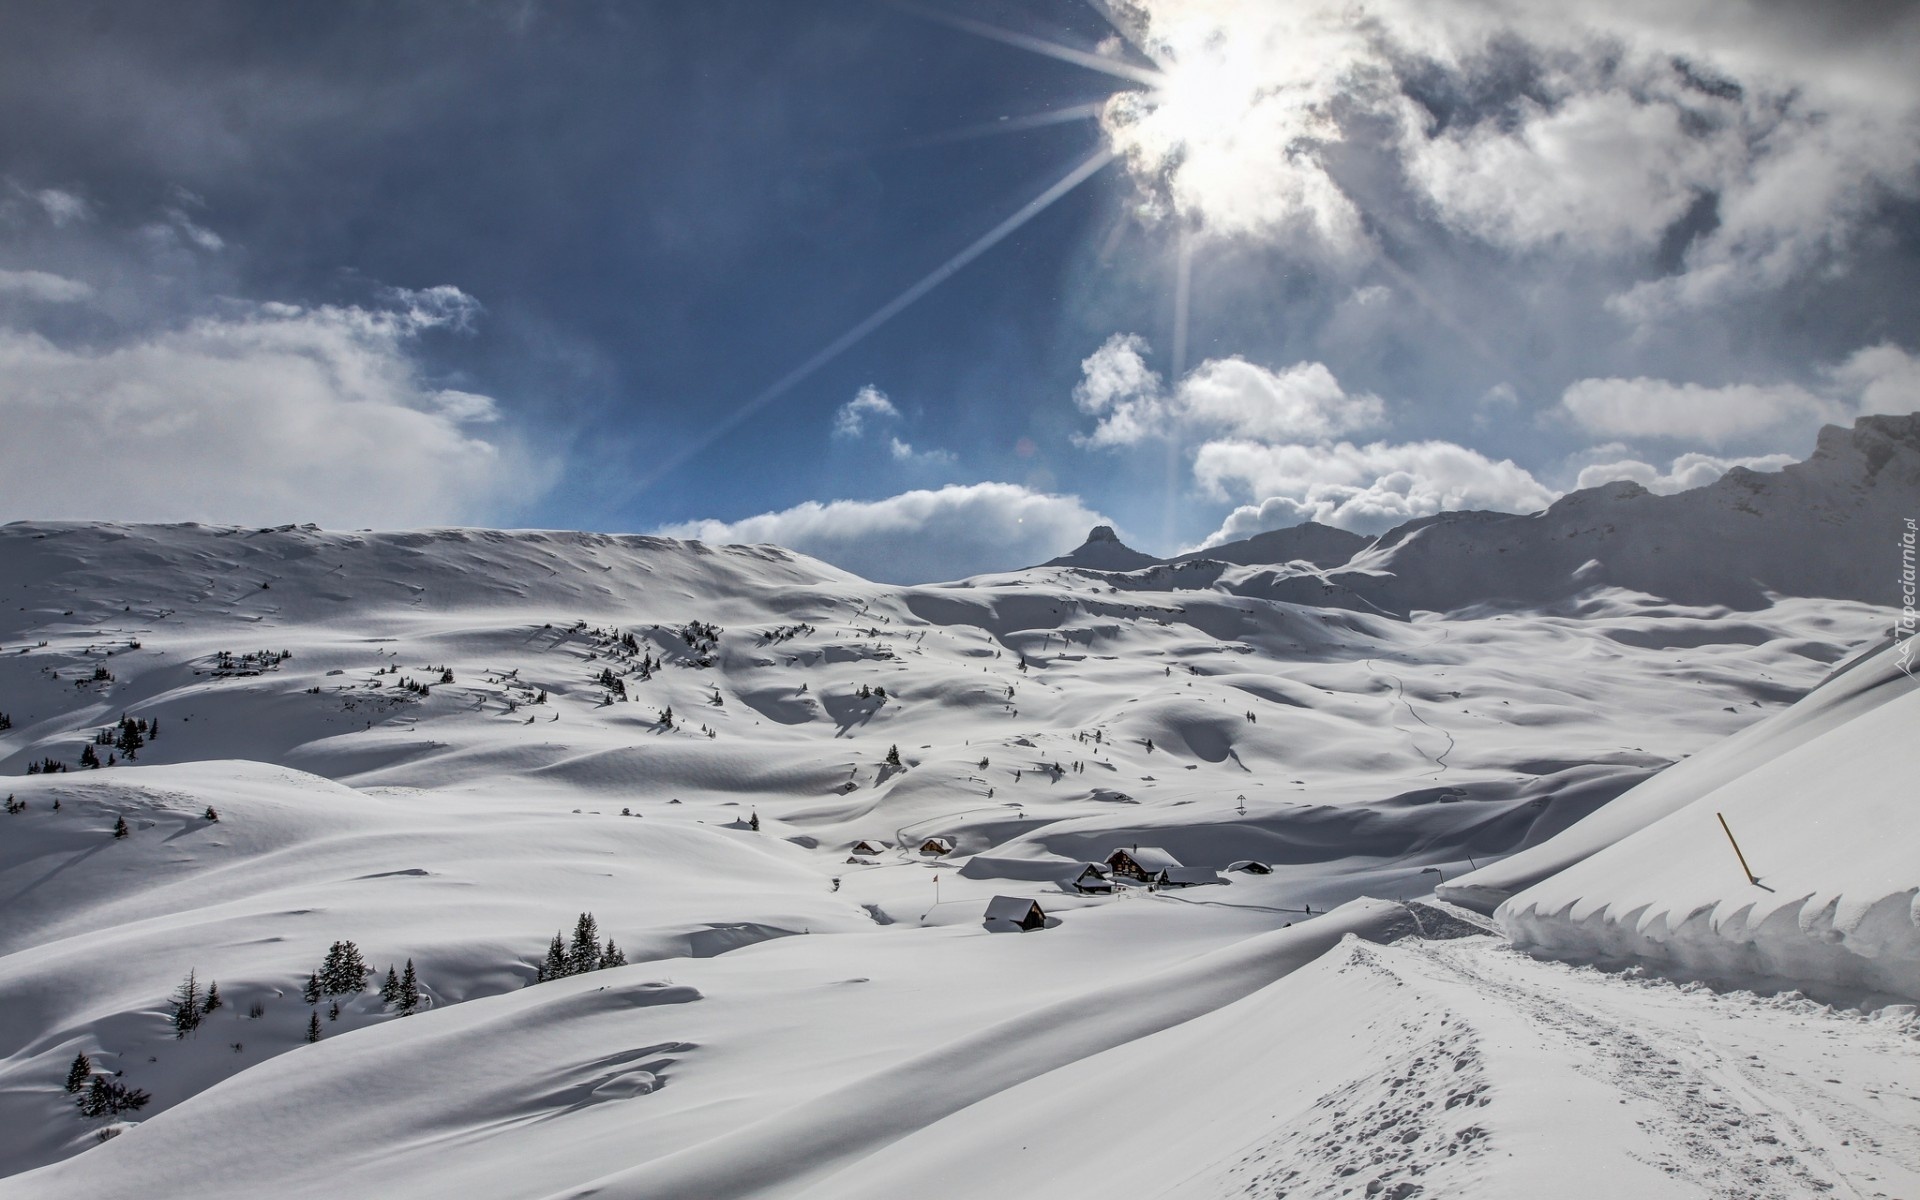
[983,896,1048,932]
[1106,845,1182,882]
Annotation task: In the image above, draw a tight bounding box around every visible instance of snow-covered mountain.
[0,415,1915,1199]
[1047,415,1918,617]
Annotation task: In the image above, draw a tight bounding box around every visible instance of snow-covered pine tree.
[65,1051,91,1094]
[599,938,626,969]
[885,744,902,767]
[203,980,222,1013]
[566,912,601,975]
[303,972,322,1006]
[327,1000,340,1022]
[306,1012,322,1043]
[540,933,568,982]
[319,940,368,995]
[111,816,129,839]
[399,959,419,1015]
[380,965,402,1005]
[79,743,100,769]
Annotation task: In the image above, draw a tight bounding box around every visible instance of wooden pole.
[1716,812,1758,885]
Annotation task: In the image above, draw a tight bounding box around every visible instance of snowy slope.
[0,478,1911,1197]
[1493,639,1920,1003]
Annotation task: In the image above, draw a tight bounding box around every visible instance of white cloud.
[1192,438,1559,538]
[1826,342,1920,418]
[888,437,955,467]
[1109,0,1920,305]
[32,187,90,226]
[1559,376,1841,444]
[0,268,92,304]
[0,293,546,528]
[833,384,900,438]
[1405,89,1731,252]
[1573,451,1795,494]
[658,482,1109,584]
[1074,334,1383,447]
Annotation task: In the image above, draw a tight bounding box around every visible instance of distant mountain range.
[1040,414,1920,616]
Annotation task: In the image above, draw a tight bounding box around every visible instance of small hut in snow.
[917,836,955,857]
[1226,860,1273,875]
[1068,863,1113,894]
[983,896,1047,932]
[850,838,890,856]
[1106,845,1182,882]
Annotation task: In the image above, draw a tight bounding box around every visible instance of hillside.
[0,441,1913,1197]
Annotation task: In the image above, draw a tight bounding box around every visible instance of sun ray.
[884,0,1164,88]
[1171,225,1194,379]
[881,100,1108,153]
[614,147,1119,506]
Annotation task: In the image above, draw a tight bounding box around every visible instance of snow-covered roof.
[1226,860,1271,873]
[1075,862,1110,876]
[984,896,1042,921]
[1162,867,1224,886]
[1110,846,1182,871]
[850,838,889,852]
[919,836,954,851]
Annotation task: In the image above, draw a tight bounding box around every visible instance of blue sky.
[1,0,1916,581]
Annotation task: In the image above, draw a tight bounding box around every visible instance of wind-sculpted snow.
[1491,640,1920,1004]
[0,508,1909,1196]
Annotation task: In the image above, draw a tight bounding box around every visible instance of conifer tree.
[170,969,203,1038]
[80,743,100,769]
[885,744,902,767]
[65,1051,92,1094]
[380,965,402,1006]
[79,1076,110,1118]
[599,938,626,969]
[566,912,601,976]
[203,980,222,1013]
[319,940,368,995]
[306,1012,322,1043]
[112,816,129,839]
[399,959,419,1015]
[328,1000,341,1022]
[748,810,760,832]
[303,972,322,1006]
[540,933,568,982]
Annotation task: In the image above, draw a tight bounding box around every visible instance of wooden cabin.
[917,836,955,857]
[983,895,1047,932]
[1069,863,1113,894]
[850,838,890,856]
[1226,860,1273,875]
[1106,845,1183,882]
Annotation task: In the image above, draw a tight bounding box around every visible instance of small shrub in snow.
[76,1076,149,1119]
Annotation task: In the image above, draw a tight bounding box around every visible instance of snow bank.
[1440,632,1911,913]
[1494,640,1920,1003]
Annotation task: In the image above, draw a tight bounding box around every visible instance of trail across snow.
[1387,939,1920,1200]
